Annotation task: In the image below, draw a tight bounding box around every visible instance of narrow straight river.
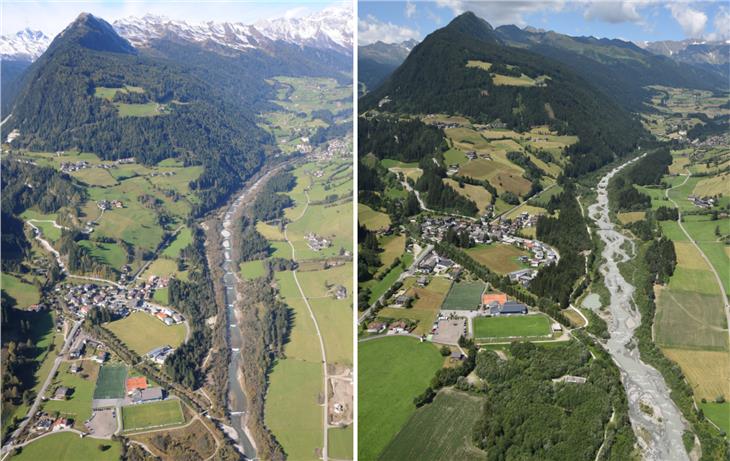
[587,157,689,461]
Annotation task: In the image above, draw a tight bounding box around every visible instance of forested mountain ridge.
[361,12,647,177]
[4,12,349,216]
[494,25,729,111]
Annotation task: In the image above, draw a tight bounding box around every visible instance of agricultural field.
[116,102,168,117]
[122,399,185,431]
[360,257,410,306]
[9,431,121,461]
[287,200,352,260]
[375,234,406,276]
[78,240,127,271]
[359,204,390,231]
[329,425,354,460]
[473,314,552,340]
[240,259,266,280]
[662,348,729,402]
[444,179,492,214]
[130,418,217,459]
[617,211,646,225]
[465,243,529,274]
[42,360,99,430]
[265,359,324,461]
[358,336,444,461]
[1,273,41,308]
[161,227,193,258]
[441,280,486,311]
[383,276,452,335]
[105,312,186,356]
[92,364,127,400]
[699,402,730,434]
[140,257,188,282]
[379,390,487,461]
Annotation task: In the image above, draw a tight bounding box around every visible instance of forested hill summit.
[360,12,648,177]
[4,12,349,217]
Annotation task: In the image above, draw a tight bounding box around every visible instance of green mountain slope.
[361,12,647,177]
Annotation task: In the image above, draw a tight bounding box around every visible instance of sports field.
[93,365,127,399]
[473,314,551,340]
[379,390,487,461]
[122,399,185,431]
[10,431,121,461]
[105,312,186,356]
[466,243,529,274]
[358,336,443,461]
[441,281,486,310]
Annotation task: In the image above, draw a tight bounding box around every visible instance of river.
[587,156,689,461]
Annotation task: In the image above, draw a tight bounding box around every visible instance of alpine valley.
[357,11,729,461]
[1,5,353,461]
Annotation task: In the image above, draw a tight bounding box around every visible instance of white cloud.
[358,14,420,45]
[405,1,416,19]
[668,2,707,38]
[434,0,565,27]
[583,2,642,23]
[706,6,729,41]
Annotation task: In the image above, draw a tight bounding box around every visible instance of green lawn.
[105,312,186,356]
[162,227,193,258]
[1,273,41,308]
[361,262,406,305]
[358,336,444,461]
[358,203,391,231]
[240,259,267,280]
[328,425,353,460]
[473,314,551,339]
[115,102,166,117]
[153,287,169,305]
[42,360,98,430]
[465,243,530,275]
[379,390,487,461]
[700,402,730,434]
[122,399,185,431]
[78,240,127,271]
[441,281,486,310]
[10,431,121,461]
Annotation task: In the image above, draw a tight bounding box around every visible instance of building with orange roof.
[126,376,148,394]
[482,292,507,306]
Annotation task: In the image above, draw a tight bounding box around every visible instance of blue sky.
[359,1,730,45]
[2,0,341,36]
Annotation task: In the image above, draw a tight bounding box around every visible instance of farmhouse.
[53,386,70,400]
[126,376,148,394]
[366,321,387,334]
[51,417,71,431]
[94,351,108,364]
[305,233,332,251]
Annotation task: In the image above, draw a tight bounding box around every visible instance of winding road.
[587,156,689,461]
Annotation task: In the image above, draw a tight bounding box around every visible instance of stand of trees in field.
[237,275,291,461]
[164,228,216,389]
[531,184,590,307]
[239,216,271,262]
[473,339,637,460]
[252,171,296,222]
[609,148,673,213]
[358,116,447,163]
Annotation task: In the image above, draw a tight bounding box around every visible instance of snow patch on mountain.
[1,28,51,60]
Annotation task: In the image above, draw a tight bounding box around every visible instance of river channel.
[587,157,689,461]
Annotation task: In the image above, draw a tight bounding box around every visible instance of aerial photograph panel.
[357,1,729,460]
[0,1,353,460]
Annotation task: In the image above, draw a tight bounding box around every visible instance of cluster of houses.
[417,252,456,275]
[688,195,716,209]
[365,319,413,335]
[305,232,332,251]
[296,136,313,154]
[97,199,124,210]
[60,157,135,174]
[149,171,176,177]
[33,413,71,433]
[59,281,184,326]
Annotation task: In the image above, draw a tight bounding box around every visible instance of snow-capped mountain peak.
[255,5,353,52]
[1,28,51,60]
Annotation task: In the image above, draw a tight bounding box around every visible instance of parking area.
[86,407,118,438]
[432,318,467,344]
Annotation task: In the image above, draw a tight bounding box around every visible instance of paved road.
[665,171,730,345]
[587,155,688,461]
[2,320,82,454]
[282,189,330,461]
